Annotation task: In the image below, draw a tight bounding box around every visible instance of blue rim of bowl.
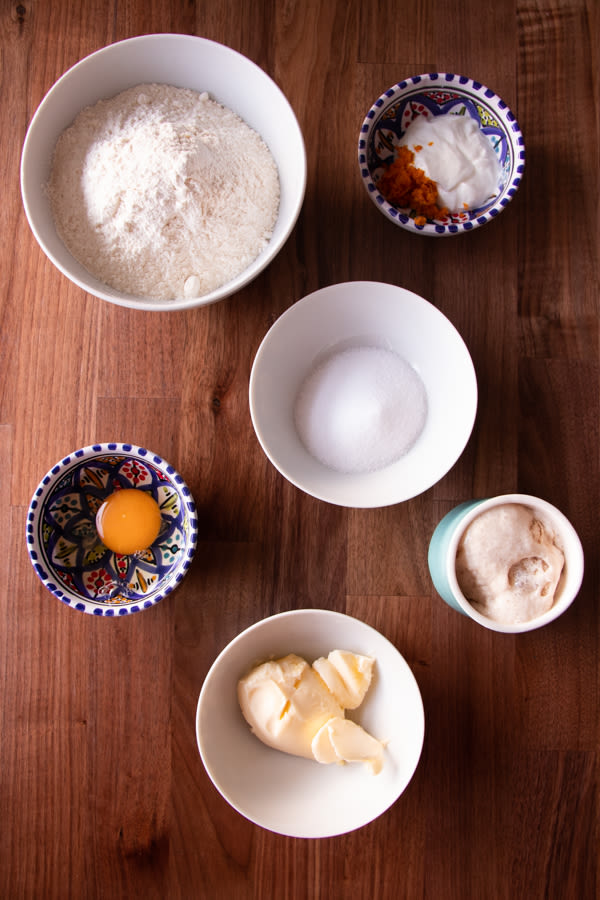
[358,73,525,236]
[25,442,198,615]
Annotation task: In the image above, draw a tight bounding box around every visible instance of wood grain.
[1,1,597,898]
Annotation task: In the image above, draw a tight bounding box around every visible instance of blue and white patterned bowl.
[26,443,198,615]
[358,73,525,236]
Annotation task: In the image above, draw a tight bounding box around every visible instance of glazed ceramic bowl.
[358,73,525,236]
[428,493,584,633]
[20,33,306,311]
[249,281,478,508]
[26,442,197,615]
[196,609,425,838]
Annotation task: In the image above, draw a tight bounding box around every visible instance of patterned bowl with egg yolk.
[26,442,197,615]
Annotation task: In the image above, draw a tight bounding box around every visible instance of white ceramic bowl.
[249,281,478,507]
[196,609,425,838]
[428,493,584,633]
[20,34,306,311]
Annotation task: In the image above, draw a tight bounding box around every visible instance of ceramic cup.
[427,493,584,633]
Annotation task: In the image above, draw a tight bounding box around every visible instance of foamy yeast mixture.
[48,84,280,300]
[455,504,565,624]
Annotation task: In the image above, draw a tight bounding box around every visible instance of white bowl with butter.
[196,609,425,838]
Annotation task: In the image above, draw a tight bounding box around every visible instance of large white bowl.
[196,609,425,838]
[20,34,306,311]
[249,281,478,507]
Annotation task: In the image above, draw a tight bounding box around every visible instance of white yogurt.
[399,114,500,212]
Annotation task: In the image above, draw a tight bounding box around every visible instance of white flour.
[48,84,280,300]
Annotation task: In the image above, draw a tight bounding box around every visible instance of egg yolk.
[96,489,162,555]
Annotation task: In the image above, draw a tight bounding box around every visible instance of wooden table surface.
[2,1,598,898]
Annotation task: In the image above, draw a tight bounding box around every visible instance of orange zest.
[378,145,448,222]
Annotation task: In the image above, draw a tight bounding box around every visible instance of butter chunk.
[311,716,385,774]
[312,650,374,709]
[237,651,384,773]
[237,654,343,759]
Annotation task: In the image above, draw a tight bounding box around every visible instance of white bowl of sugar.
[249,281,478,508]
[20,34,306,311]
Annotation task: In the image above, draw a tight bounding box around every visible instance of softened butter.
[237,651,384,774]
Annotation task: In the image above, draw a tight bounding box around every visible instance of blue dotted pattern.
[26,442,198,617]
[358,73,525,237]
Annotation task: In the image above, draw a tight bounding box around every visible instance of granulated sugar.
[294,346,428,474]
[47,84,280,301]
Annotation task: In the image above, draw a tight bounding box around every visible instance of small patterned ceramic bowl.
[26,443,198,615]
[358,73,525,236]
